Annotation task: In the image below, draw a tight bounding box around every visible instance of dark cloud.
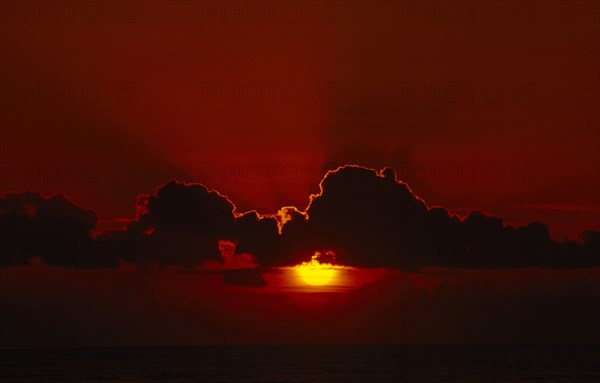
[93,180,240,267]
[1,166,598,270]
[134,180,236,237]
[279,166,429,268]
[234,211,281,266]
[0,192,115,268]
[280,166,599,268]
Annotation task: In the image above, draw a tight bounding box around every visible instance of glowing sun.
[296,252,337,286]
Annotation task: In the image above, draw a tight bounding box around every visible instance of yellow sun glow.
[296,253,337,286]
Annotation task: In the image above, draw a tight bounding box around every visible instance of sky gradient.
[0,0,599,348]
[1,1,598,239]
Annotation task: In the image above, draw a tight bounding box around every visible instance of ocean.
[1,344,598,382]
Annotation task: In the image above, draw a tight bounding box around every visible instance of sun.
[296,251,337,286]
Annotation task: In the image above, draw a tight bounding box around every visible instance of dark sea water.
[1,344,598,383]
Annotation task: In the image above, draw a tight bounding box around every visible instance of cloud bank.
[1,165,598,269]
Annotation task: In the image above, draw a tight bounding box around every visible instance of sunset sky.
[0,1,599,348]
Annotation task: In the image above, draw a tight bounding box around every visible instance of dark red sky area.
[1,1,599,239]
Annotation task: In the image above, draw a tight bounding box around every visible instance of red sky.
[1,1,598,240]
[1,1,600,349]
